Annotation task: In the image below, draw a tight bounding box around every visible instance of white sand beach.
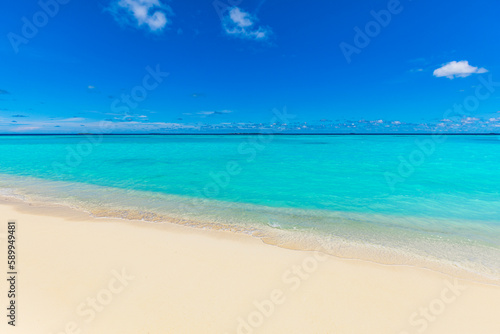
[1,198,499,334]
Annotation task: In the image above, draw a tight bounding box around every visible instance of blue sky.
[1,0,499,133]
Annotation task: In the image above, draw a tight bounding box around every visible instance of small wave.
[267,221,282,229]
[1,173,499,285]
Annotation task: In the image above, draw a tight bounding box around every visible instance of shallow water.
[1,135,499,282]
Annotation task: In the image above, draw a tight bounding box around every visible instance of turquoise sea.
[1,135,499,282]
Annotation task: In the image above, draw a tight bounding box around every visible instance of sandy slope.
[0,199,499,334]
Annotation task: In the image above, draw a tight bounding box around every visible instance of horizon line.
[0,133,499,136]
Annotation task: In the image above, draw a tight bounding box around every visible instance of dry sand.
[0,198,499,334]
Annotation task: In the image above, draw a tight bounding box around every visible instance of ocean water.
[0,134,499,282]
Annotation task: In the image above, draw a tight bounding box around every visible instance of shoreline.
[1,197,500,333]
[1,183,499,286]
[1,183,500,286]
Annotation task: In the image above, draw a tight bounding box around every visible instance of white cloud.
[195,110,233,116]
[433,60,488,79]
[10,126,41,132]
[223,7,271,40]
[60,117,85,122]
[110,0,170,32]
